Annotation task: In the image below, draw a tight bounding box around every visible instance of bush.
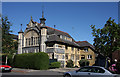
[66,59,74,68]
[49,62,61,69]
[34,52,49,70]
[7,54,14,67]
[13,52,49,70]
[116,62,120,74]
[79,59,89,67]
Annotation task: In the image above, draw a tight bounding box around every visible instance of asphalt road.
[1,70,64,77]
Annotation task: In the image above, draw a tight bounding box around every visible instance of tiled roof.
[46,26,72,38]
[76,41,95,49]
[46,34,79,47]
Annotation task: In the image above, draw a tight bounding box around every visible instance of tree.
[90,17,120,68]
[2,16,17,54]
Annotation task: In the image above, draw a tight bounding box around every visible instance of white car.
[64,66,119,77]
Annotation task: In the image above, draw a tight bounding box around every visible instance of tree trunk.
[5,56,7,65]
[105,57,108,68]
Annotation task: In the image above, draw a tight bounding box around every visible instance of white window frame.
[87,55,92,59]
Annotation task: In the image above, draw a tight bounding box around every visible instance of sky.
[2,2,119,45]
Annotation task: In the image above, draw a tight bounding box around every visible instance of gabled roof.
[46,26,71,37]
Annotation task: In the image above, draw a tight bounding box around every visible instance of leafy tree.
[2,16,17,54]
[90,17,120,68]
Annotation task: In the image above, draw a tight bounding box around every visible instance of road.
[0,67,78,77]
[1,70,64,77]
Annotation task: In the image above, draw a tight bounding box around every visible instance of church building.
[18,11,96,67]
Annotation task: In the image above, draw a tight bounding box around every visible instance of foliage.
[90,17,120,61]
[116,62,120,74]
[13,52,49,70]
[66,59,74,68]
[34,52,49,70]
[2,16,17,54]
[49,62,61,68]
[79,59,89,67]
[7,54,14,66]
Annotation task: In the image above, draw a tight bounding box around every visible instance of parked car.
[0,65,12,72]
[109,64,118,73]
[64,66,119,77]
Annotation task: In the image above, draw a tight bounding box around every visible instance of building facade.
[18,13,96,67]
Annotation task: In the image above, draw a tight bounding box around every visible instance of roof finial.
[42,5,44,18]
[21,24,22,29]
[18,24,23,33]
[31,16,33,20]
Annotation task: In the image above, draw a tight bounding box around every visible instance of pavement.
[11,67,79,73]
[48,68,79,73]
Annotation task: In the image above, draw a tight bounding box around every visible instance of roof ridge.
[46,26,70,35]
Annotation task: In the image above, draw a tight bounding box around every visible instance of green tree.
[2,16,17,54]
[91,17,120,68]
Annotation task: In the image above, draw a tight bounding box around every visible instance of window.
[26,39,27,46]
[81,55,85,59]
[93,67,105,73]
[65,54,68,59]
[76,55,79,60]
[77,48,79,51]
[71,54,74,60]
[36,37,37,45]
[84,47,88,52]
[56,55,59,59]
[62,55,64,59]
[60,35,62,39]
[29,38,30,46]
[47,43,54,47]
[65,46,68,50]
[56,44,58,47]
[34,37,35,45]
[77,67,105,73]
[78,67,91,72]
[72,47,74,51]
[87,55,92,59]
[58,45,62,48]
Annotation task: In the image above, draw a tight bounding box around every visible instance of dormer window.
[36,23,37,26]
[60,35,62,39]
[84,47,88,52]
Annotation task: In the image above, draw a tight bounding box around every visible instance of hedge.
[7,54,14,67]
[13,52,49,70]
[49,62,61,68]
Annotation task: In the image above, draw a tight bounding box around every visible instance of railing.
[46,48,65,54]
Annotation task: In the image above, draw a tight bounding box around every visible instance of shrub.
[79,59,89,67]
[66,59,74,68]
[13,52,49,70]
[34,52,49,70]
[7,54,14,67]
[13,53,34,69]
[49,62,61,68]
[116,62,120,74]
